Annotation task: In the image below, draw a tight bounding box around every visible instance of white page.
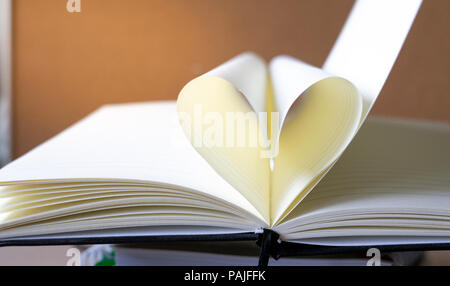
[270,0,423,133]
[0,102,267,227]
[275,117,450,242]
[323,0,423,119]
[205,52,267,116]
[1,226,254,241]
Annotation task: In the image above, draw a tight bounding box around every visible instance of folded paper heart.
[177,53,362,225]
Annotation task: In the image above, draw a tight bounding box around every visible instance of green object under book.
[82,245,116,266]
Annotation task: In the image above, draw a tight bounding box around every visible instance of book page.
[0,226,254,246]
[275,117,450,243]
[323,0,423,121]
[0,102,268,235]
[177,53,271,223]
[269,56,335,131]
[269,56,362,224]
[270,0,422,225]
[205,52,268,117]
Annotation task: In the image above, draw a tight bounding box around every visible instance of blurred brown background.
[12,0,450,157]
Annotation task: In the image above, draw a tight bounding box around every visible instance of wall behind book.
[11,0,450,157]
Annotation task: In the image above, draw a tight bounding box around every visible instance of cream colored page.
[205,52,267,116]
[177,77,271,223]
[0,185,259,227]
[275,117,450,242]
[270,56,334,131]
[177,53,271,223]
[269,56,362,224]
[0,101,267,226]
[205,52,270,142]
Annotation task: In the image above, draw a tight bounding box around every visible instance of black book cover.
[2,229,450,266]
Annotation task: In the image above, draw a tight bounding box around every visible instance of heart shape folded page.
[177,53,362,225]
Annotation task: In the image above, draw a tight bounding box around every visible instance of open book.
[2,0,448,250]
[0,99,449,246]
